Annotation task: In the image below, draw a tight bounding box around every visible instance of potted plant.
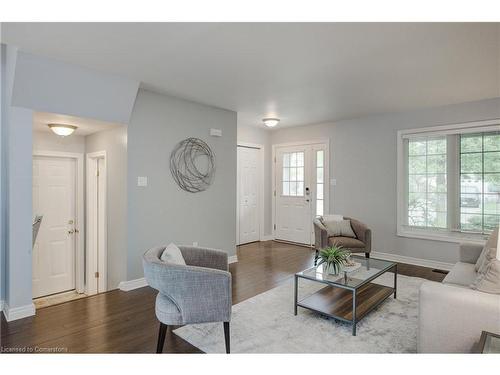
[317,245,350,275]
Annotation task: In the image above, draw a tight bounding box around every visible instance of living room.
[1,2,499,374]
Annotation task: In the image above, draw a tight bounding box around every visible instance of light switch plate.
[137,176,148,187]
[330,179,337,186]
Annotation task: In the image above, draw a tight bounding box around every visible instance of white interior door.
[237,146,260,244]
[274,143,329,245]
[32,156,76,298]
[275,146,312,244]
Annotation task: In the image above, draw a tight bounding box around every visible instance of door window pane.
[316,200,323,217]
[317,183,324,200]
[316,150,325,216]
[282,152,304,197]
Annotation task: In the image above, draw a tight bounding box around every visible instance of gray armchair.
[313,216,372,264]
[143,245,232,353]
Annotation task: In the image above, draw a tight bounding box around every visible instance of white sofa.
[418,242,500,353]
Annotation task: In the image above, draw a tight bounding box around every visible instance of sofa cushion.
[328,236,365,249]
[475,227,498,271]
[443,262,477,287]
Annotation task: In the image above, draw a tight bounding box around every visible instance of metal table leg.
[294,274,298,316]
[394,264,398,299]
[352,289,357,336]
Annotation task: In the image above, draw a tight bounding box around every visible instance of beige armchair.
[313,216,372,264]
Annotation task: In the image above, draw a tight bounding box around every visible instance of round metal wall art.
[170,137,215,193]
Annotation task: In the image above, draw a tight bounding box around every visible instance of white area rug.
[173,273,425,353]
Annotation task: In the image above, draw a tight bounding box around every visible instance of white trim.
[272,140,330,243]
[371,251,454,272]
[32,150,85,295]
[396,119,500,243]
[0,300,4,312]
[237,142,266,244]
[260,235,274,241]
[397,228,487,245]
[228,255,238,264]
[2,302,36,322]
[118,278,148,292]
[399,118,500,138]
[86,151,108,295]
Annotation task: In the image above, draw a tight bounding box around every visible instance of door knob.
[68,229,75,235]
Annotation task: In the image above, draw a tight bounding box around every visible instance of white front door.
[274,143,329,245]
[237,146,260,244]
[32,156,77,298]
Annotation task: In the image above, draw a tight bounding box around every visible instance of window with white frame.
[399,121,500,239]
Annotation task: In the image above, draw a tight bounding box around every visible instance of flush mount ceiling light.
[48,124,77,136]
[262,118,280,128]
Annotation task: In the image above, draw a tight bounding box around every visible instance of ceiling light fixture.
[48,124,77,137]
[262,118,280,128]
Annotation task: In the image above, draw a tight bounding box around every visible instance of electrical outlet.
[137,176,148,187]
[193,241,198,247]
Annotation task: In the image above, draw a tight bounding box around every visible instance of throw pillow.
[475,227,498,271]
[160,243,186,265]
[471,259,500,294]
[477,247,498,276]
[321,214,344,222]
[321,219,357,238]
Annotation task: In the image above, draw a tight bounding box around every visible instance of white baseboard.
[260,235,274,241]
[3,302,36,322]
[118,278,148,292]
[371,251,454,271]
[228,255,238,264]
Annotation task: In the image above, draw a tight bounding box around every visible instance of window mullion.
[447,135,459,231]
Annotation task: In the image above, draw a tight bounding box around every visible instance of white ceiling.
[4,23,500,129]
[33,111,122,136]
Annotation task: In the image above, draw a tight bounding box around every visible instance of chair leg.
[223,321,230,354]
[314,249,319,266]
[156,323,168,353]
[365,252,370,259]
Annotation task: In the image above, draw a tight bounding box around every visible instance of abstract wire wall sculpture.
[170,137,216,193]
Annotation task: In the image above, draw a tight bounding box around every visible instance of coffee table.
[294,256,397,335]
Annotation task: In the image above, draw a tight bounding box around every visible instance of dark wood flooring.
[0,241,446,353]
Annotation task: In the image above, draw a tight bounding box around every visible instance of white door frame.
[32,150,85,294]
[86,151,108,295]
[236,142,265,244]
[272,140,330,242]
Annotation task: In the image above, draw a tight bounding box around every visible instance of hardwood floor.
[1,241,446,353]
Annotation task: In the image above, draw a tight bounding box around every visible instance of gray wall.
[237,124,273,237]
[1,44,6,303]
[86,127,128,289]
[1,47,139,313]
[12,51,139,124]
[127,89,237,280]
[33,131,86,153]
[271,97,500,264]
[1,44,34,310]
